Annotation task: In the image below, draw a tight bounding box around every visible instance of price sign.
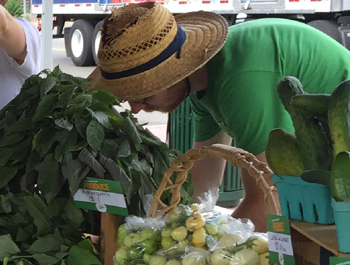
[267,214,295,265]
[73,177,128,216]
[330,257,350,264]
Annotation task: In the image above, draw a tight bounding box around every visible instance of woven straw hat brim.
[89,11,228,101]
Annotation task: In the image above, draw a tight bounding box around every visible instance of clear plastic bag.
[114,215,165,265]
[150,245,211,265]
[114,190,261,265]
[209,232,270,265]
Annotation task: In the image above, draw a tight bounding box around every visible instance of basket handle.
[149,144,279,218]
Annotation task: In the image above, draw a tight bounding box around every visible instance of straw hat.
[88,2,228,101]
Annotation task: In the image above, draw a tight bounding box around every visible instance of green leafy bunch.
[5,0,23,18]
[0,66,193,264]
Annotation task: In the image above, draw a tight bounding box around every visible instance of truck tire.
[92,20,104,66]
[68,19,95,66]
[307,20,342,44]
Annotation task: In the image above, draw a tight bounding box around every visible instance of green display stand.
[168,98,244,207]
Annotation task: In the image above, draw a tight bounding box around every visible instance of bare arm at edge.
[0,5,27,64]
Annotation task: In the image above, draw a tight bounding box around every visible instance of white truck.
[31,0,350,67]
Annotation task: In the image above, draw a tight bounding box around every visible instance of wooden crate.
[291,220,350,264]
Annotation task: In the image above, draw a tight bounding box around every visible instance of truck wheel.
[307,20,342,44]
[92,20,104,66]
[69,19,95,66]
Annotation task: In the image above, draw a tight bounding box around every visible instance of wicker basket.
[100,144,279,265]
[150,144,279,217]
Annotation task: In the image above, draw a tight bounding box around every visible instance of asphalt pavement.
[52,38,168,141]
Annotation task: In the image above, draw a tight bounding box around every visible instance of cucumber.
[277,77,333,170]
[277,76,305,112]
[292,94,332,156]
[301,170,331,186]
[266,128,304,177]
[328,80,350,157]
[291,94,330,120]
[331,151,350,201]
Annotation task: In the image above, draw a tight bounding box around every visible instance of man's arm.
[0,5,27,64]
[233,151,279,232]
[191,130,232,201]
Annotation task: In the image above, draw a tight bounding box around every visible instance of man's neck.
[188,66,208,93]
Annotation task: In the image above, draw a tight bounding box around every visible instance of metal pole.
[41,0,53,71]
[23,0,26,17]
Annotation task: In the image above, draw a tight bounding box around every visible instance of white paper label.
[74,189,127,208]
[268,232,294,256]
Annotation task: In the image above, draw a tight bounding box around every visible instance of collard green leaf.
[33,93,58,122]
[55,130,78,162]
[152,150,172,185]
[86,120,104,151]
[43,200,60,219]
[20,171,37,191]
[32,253,60,265]
[7,118,33,133]
[75,116,90,139]
[0,194,11,214]
[37,154,64,204]
[123,117,142,151]
[24,83,40,95]
[137,171,156,199]
[117,140,131,158]
[40,75,57,96]
[61,199,84,230]
[11,138,32,163]
[66,94,92,114]
[61,159,89,196]
[139,127,169,151]
[89,89,116,106]
[55,117,74,131]
[0,235,20,259]
[100,139,119,161]
[55,86,75,110]
[25,151,42,173]
[98,154,131,192]
[11,195,52,236]
[2,111,17,130]
[67,242,102,265]
[78,148,105,178]
[0,146,18,166]
[89,102,116,117]
[28,229,63,254]
[33,128,58,154]
[16,227,29,242]
[0,166,18,188]
[52,65,63,77]
[0,132,25,147]
[87,108,113,130]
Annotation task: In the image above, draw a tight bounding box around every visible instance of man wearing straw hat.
[89,2,350,231]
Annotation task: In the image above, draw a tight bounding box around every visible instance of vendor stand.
[2,69,350,265]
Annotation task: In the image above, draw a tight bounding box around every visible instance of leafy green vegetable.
[0,66,193,264]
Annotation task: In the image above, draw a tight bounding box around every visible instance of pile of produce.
[114,200,269,265]
[0,67,193,265]
[266,76,350,202]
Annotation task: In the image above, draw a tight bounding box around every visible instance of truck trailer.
[31,0,350,67]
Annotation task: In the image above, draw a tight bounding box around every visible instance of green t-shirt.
[190,18,350,155]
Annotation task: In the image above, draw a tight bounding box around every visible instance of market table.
[291,220,350,264]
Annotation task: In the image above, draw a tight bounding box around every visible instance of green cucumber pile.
[266,76,350,202]
[0,67,193,265]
